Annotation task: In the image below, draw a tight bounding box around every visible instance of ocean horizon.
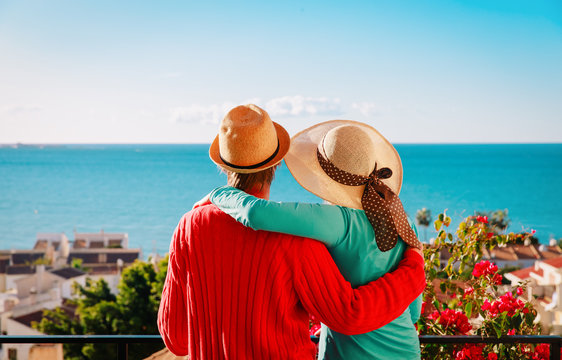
[1,143,561,257]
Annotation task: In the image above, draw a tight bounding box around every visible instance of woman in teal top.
[210,186,422,360]
[208,121,424,360]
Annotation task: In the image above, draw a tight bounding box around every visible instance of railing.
[0,335,162,360]
[0,335,561,360]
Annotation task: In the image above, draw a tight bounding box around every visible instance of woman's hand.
[406,245,424,259]
[192,193,212,209]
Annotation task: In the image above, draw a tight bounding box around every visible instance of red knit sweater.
[158,204,425,359]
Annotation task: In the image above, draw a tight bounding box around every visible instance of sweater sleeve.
[210,185,346,247]
[158,216,189,356]
[294,243,426,335]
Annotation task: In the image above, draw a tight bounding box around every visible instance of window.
[8,348,17,360]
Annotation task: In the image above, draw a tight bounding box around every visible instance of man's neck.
[245,184,270,200]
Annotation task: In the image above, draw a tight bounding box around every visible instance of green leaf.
[465,302,472,319]
[433,299,440,312]
[492,322,502,338]
[435,219,443,231]
[438,213,445,221]
[444,216,452,227]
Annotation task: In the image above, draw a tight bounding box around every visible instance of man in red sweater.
[158,104,426,359]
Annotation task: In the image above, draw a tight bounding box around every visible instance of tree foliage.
[419,212,547,359]
[416,208,432,242]
[416,208,432,228]
[33,256,168,360]
[474,209,510,233]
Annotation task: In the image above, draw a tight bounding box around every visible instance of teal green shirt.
[210,186,422,360]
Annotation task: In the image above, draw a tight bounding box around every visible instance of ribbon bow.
[316,148,421,252]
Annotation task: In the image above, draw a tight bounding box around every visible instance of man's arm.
[294,241,426,335]
[158,217,189,356]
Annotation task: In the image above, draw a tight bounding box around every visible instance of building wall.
[88,274,120,294]
[60,276,87,299]
[5,275,29,292]
[0,274,6,293]
[28,344,63,360]
[15,269,60,299]
[2,318,43,360]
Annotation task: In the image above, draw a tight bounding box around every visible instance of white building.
[0,231,141,359]
[505,257,562,334]
[73,230,128,249]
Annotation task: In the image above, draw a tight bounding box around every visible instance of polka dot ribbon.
[316,148,422,252]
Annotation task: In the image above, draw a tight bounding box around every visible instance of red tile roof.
[508,267,538,280]
[541,257,562,269]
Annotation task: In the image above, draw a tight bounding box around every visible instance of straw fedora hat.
[285,120,403,210]
[209,104,291,174]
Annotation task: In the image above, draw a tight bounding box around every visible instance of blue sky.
[0,0,561,143]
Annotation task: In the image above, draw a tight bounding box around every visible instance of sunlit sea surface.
[1,144,561,256]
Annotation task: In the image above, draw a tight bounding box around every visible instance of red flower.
[428,310,440,321]
[493,273,503,285]
[476,215,489,224]
[484,291,527,318]
[487,232,494,239]
[472,261,498,278]
[432,309,472,334]
[308,314,321,337]
[517,287,524,296]
[532,344,550,360]
[507,329,516,335]
[309,323,321,337]
[455,344,485,360]
[488,353,498,360]
[463,287,474,298]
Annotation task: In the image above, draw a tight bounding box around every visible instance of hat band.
[220,139,280,170]
[316,146,421,252]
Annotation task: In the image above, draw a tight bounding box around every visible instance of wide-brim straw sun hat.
[284,120,403,210]
[209,104,291,174]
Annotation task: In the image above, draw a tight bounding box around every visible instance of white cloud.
[170,96,344,125]
[170,102,235,124]
[352,102,379,117]
[265,96,343,117]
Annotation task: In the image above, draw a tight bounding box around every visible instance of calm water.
[1,144,561,255]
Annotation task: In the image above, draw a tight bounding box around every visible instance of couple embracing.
[158,104,426,359]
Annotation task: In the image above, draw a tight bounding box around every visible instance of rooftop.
[12,309,45,328]
[6,265,44,275]
[50,267,86,279]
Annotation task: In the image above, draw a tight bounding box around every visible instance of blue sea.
[1,144,561,256]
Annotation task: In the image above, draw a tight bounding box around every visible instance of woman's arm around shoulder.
[210,185,347,247]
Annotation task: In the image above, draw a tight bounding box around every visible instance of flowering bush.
[418,211,550,359]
